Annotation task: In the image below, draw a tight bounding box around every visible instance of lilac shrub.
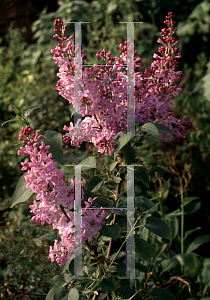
[16,12,193,268]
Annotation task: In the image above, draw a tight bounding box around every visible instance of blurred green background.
[1,0,210,299]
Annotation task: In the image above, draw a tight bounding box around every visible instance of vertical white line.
[67,164,91,279]
[126,165,135,278]
[118,165,143,280]
[127,23,135,136]
[74,22,83,137]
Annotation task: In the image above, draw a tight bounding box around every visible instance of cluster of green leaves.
[0,199,60,299]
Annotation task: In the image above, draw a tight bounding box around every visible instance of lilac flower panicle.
[18,127,108,265]
[51,12,193,156]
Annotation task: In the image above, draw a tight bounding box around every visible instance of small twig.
[163,276,191,294]
[60,204,71,222]
[92,293,98,300]
[140,275,191,298]
[143,267,152,289]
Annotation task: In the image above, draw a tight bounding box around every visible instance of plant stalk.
[180,176,184,256]
[106,153,124,259]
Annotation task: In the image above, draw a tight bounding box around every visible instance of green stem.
[108,215,142,269]
[154,182,164,221]
[100,261,109,278]
[159,198,164,221]
[180,178,184,256]
[179,175,184,275]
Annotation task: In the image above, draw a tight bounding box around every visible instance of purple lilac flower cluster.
[18,125,108,266]
[51,12,193,156]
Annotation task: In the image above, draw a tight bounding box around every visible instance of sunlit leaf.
[11,173,34,208]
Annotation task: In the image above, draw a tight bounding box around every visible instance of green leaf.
[135,237,156,258]
[110,161,119,173]
[113,132,133,160]
[78,156,96,171]
[53,152,88,165]
[49,275,65,286]
[11,173,34,208]
[46,286,58,300]
[184,227,202,239]
[135,196,158,214]
[161,258,178,274]
[112,176,122,183]
[135,262,149,273]
[161,179,170,201]
[145,216,171,240]
[109,251,126,262]
[90,197,110,208]
[23,106,39,117]
[38,232,58,240]
[53,261,65,274]
[87,176,104,192]
[117,286,134,298]
[93,280,102,291]
[68,288,79,300]
[116,262,126,277]
[164,209,185,219]
[119,143,139,165]
[140,122,159,136]
[11,104,22,116]
[54,286,68,300]
[62,255,74,275]
[1,117,19,127]
[156,244,168,259]
[200,259,210,284]
[39,130,64,157]
[100,278,115,293]
[183,197,200,206]
[185,201,201,216]
[153,123,175,134]
[175,253,201,273]
[186,234,210,253]
[167,217,179,240]
[16,258,33,266]
[102,224,121,241]
[135,166,149,187]
[151,288,178,300]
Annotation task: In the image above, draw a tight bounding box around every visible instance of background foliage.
[1,0,210,299]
